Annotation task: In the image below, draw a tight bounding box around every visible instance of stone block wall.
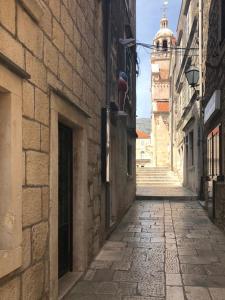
[202,0,225,228]
[0,0,106,298]
[170,0,201,193]
[215,183,225,232]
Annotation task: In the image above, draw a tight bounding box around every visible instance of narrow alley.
[2,1,225,299]
[66,200,225,300]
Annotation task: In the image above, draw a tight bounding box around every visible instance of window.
[207,125,222,176]
[156,41,160,50]
[179,40,183,66]
[189,131,194,166]
[162,40,168,51]
[185,135,189,167]
[186,6,193,39]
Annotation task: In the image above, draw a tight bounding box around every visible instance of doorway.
[207,124,222,220]
[58,122,73,278]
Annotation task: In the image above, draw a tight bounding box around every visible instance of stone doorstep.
[136,195,198,201]
[58,272,83,300]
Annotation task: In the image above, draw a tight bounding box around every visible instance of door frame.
[49,92,88,299]
[207,124,222,221]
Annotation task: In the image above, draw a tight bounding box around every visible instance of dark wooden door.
[58,123,73,278]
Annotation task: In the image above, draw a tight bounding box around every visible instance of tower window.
[163,40,168,51]
[156,41,160,50]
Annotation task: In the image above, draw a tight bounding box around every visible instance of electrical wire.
[135,41,199,52]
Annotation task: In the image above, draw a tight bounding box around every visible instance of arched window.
[162,39,168,51]
[156,41,160,50]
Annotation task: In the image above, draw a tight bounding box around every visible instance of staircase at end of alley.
[136,167,197,200]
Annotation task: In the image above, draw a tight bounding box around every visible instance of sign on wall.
[204,90,221,124]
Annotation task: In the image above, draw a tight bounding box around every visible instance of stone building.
[136,117,151,135]
[151,16,174,167]
[103,0,136,229]
[169,0,201,193]
[136,130,153,168]
[201,0,225,226]
[0,0,136,299]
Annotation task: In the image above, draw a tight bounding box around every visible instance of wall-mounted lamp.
[185,66,200,88]
[119,38,151,49]
[119,38,136,48]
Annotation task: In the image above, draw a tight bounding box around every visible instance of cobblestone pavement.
[66,201,225,300]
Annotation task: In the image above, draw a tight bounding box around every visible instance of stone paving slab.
[65,200,225,300]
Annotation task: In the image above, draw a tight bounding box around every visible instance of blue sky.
[136,0,182,118]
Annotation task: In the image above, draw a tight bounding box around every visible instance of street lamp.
[119,38,136,48]
[185,66,200,88]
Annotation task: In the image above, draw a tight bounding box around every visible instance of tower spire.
[160,0,169,29]
[162,0,168,18]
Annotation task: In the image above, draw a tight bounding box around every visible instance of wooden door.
[58,123,73,278]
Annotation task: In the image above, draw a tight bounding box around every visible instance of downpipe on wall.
[198,0,205,200]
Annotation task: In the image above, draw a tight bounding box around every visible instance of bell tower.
[151,12,174,167]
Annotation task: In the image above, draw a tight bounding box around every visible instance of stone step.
[136,170,171,173]
[137,180,181,182]
[136,171,176,174]
[136,167,195,199]
[137,184,181,186]
[136,176,180,179]
[137,185,182,188]
[137,183,181,186]
[136,173,175,176]
[136,195,198,201]
[136,175,180,179]
[137,173,178,176]
[137,171,171,173]
[136,167,182,190]
[136,171,171,174]
[136,169,170,171]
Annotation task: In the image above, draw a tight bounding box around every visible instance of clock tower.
[151,16,175,166]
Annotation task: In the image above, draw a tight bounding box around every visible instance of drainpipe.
[105,0,112,228]
[106,0,111,181]
[198,0,204,198]
[199,0,203,100]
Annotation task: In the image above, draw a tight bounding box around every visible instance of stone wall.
[202,0,225,227]
[215,183,225,232]
[0,0,106,298]
[153,114,170,167]
[170,0,201,193]
[103,0,136,229]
